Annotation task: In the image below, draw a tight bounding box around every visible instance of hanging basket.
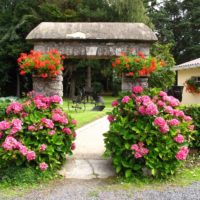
[32,74,63,97]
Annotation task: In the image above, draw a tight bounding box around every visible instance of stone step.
[59,158,115,179]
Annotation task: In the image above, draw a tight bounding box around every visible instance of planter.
[121,74,149,92]
[32,74,63,97]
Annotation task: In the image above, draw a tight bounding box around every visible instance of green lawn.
[63,96,116,128]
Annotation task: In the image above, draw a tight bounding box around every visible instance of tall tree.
[108,0,151,25]
[145,0,200,64]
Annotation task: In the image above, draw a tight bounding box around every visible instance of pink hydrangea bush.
[0,92,77,171]
[104,86,194,178]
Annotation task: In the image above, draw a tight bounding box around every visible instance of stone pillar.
[32,74,63,97]
[121,74,149,92]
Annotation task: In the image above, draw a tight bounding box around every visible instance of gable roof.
[173,58,200,71]
[26,22,157,42]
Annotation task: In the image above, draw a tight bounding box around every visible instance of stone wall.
[33,41,151,58]
[32,74,63,97]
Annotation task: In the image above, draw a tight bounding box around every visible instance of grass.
[102,154,200,192]
[0,165,60,199]
[63,96,115,128]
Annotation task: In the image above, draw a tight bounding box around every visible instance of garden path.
[59,116,115,179]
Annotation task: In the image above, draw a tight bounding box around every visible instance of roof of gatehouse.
[26,22,157,42]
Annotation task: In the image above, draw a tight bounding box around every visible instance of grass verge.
[0,166,60,199]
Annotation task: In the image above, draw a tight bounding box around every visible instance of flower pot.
[121,74,149,92]
[32,73,63,97]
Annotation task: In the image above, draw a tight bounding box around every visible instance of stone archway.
[26,22,157,97]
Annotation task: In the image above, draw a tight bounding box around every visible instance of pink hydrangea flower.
[48,130,55,135]
[188,125,195,131]
[134,152,143,158]
[164,106,174,115]
[173,110,185,118]
[39,162,48,171]
[111,100,119,107]
[138,142,144,147]
[174,134,184,144]
[39,144,47,151]
[131,93,136,98]
[6,102,23,114]
[131,144,139,151]
[145,103,158,116]
[159,124,169,134]
[184,116,192,121]
[162,95,171,102]
[131,142,149,159]
[121,96,130,103]
[141,96,151,106]
[28,125,35,131]
[11,119,22,130]
[168,119,180,126]
[50,95,62,104]
[159,91,167,97]
[157,100,166,108]
[71,143,76,150]
[138,106,146,115]
[0,121,11,130]
[132,86,143,94]
[135,96,142,104]
[41,118,54,129]
[19,145,28,155]
[2,136,19,150]
[176,146,189,160]
[153,117,166,127]
[34,99,48,110]
[26,151,36,161]
[21,112,28,118]
[169,96,180,107]
[71,119,77,126]
[107,115,114,122]
[52,113,68,124]
[62,127,72,135]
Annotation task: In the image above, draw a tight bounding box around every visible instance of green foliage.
[104,88,194,178]
[0,97,18,120]
[145,0,200,64]
[149,42,176,90]
[108,0,151,25]
[181,105,200,149]
[0,94,76,171]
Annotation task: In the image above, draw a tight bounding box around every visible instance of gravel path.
[10,179,200,200]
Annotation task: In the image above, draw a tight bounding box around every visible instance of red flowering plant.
[18,49,64,78]
[184,77,200,94]
[111,51,166,78]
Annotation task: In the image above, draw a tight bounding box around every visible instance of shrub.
[104,86,194,178]
[0,92,77,171]
[181,105,200,149]
[0,97,19,121]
